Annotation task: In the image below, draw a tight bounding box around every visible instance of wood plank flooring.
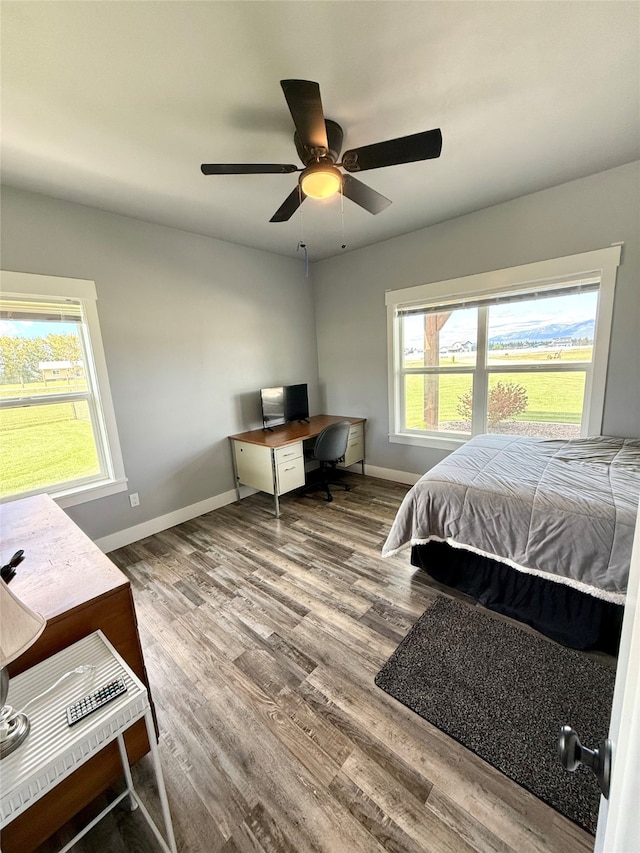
[36,475,598,853]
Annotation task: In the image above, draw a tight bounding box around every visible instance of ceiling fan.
[201,79,442,223]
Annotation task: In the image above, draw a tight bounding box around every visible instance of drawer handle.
[283,466,296,472]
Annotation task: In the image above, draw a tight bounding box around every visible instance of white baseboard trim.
[94,485,257,553]
[363,464,421,486]
[94,465,418,553]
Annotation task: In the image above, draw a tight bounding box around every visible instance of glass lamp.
[299,163,342,199]
[0,579,46,758]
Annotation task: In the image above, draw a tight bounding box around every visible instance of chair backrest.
[314,421,351,463]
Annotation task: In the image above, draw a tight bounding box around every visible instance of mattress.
[382,434,640,604]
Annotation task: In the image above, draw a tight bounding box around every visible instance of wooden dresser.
[0,494,153,852]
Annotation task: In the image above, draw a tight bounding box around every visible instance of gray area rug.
[375,596,616,834]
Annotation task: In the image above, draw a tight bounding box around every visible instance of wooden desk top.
[0,494,128,623]
[229,414,365,449]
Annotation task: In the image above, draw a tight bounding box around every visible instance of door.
[593,502,640,850]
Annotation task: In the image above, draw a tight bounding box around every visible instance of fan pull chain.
[298,184,305,244]
[296,184,309,278]
[340,191,347,250]
[297,240,309,277]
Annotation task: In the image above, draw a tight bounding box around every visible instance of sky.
[0,320,78,338]
[404,291,598,346]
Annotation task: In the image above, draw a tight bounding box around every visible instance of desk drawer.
[348,423,363,441]
[340,424,364,468]
[275,442,303,465]
[277,456,305,494]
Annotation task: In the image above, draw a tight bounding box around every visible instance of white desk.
[0,631,177,853]
[229,414,366,517]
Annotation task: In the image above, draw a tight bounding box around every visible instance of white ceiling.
[2,1,639,262]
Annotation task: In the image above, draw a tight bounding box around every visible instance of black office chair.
[302,421,351,502]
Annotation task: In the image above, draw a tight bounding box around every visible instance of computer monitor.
[285,383,309,423]
[260,383,309,429]
[260,386,286,429]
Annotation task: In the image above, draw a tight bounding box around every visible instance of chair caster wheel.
[345,485,351,491]
[327,495,334,502]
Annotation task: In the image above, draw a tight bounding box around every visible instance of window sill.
[52,477,129,508]
[389,432,468,452]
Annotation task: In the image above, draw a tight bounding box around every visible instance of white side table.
[0,630,177,853]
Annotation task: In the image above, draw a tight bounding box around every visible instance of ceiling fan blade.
[280,79,329,153]
[270,186,306,222]
[201,163,298,175]
[340,175,392,215]
[342,128,442,173]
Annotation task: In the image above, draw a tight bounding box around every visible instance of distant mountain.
[488,319,594,344]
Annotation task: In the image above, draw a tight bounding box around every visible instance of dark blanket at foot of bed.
[411,541,623,654]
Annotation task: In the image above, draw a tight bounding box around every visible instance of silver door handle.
[557,725,611,799]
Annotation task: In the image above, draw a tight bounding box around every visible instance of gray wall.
[312,162,640,477]
[1,186,319,540]
[2,163,639,541]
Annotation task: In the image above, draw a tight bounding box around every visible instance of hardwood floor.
[36,475,596,852]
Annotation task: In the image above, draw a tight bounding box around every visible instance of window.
[0,271,127,506]
[386,247,621,450]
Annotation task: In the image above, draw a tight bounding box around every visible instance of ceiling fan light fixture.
[300,164,342,199]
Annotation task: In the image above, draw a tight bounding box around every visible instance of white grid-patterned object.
[0,631,176,853]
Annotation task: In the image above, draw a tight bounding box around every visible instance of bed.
[382,434,640,652]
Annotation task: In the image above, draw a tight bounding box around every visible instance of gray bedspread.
[382,434,640,603]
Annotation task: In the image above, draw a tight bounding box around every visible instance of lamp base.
[0,707,30,758]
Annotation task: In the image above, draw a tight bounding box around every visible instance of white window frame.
[0,270,127,507]
[386,246,622,451]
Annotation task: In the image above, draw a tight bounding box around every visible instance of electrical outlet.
[129,492,140,508]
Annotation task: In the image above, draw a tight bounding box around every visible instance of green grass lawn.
[0,379,86,398]
[405,371,586,429]
[0,400,100,497]
[431,347,593,368]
